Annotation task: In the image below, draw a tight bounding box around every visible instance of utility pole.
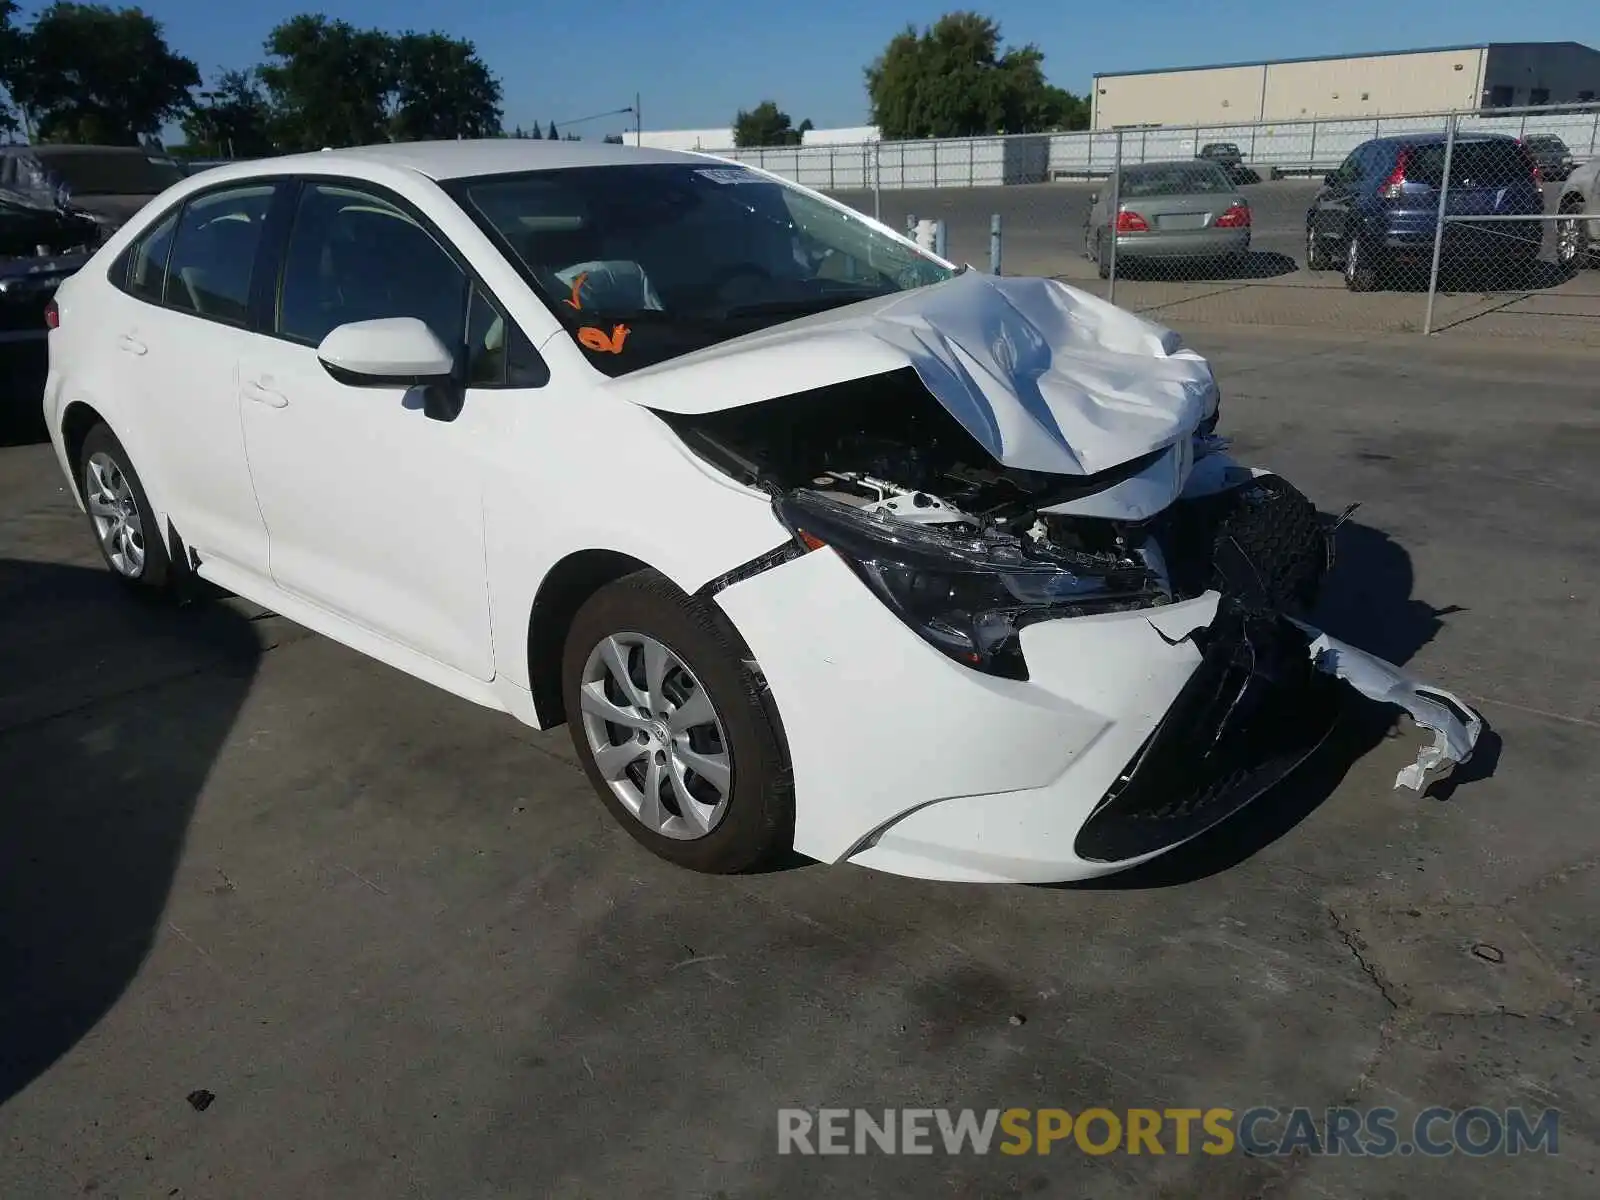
[635,92,642,146]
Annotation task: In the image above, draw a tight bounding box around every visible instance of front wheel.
[1556,201,1590,270]
[561,569,793,873]
[77,423,170,590]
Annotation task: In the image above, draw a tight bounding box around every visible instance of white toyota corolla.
[41,140,1481,883]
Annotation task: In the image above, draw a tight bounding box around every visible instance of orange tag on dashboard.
[563,272,589,310]
[578,324,630,354]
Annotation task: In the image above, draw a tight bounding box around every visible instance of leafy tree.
[0,0,22,137]
[602,133,623,145]
[180,69,274,157]
[733,100,811,147]
[259,15,395,150]
[388,31,501,140]
[2,2,199,144]
[865,11,1087,139]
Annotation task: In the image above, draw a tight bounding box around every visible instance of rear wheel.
[77,423,170,590]
[1343,231,1378,292]
[561,569,793,874]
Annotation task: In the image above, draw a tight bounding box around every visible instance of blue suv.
[1305,133,1544,291]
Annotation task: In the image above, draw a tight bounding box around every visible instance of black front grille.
[1074,610,1340,863]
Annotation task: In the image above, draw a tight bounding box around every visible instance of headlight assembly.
[773,489,1166,680]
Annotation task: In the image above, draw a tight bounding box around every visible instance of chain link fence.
[780,103,1600,344]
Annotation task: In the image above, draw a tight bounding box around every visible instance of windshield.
[1120,162,1233,197]
[451,162,957,375]
[35,149,186,197]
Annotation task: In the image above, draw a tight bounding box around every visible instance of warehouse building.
[1091,42,1600,129]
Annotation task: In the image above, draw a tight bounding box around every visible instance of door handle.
[117,333,147,356]
[242,379,288,408]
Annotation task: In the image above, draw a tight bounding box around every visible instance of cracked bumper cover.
[712,463,1482,883]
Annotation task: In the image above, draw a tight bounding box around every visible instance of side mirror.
[317,317,461,420]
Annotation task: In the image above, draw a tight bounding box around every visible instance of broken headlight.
[774,489,1164,680]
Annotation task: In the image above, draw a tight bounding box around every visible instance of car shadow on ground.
[1365,257,1576,294]
[1057,515,1497,891]
[1115,251,1299,283]
[0,557,262,1105]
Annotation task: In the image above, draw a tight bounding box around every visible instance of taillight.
[1214,203,1251,228]
[1115,210,1148,232]
[44,299,59,330]
[1379,148,1410,199]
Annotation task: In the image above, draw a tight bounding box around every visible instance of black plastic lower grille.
[1073,611,1340,863]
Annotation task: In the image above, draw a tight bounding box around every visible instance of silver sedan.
[1084,161,1252,278]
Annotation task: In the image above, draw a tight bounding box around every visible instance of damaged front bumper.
[712,468,1481,885]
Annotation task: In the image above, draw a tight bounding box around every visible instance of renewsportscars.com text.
[777,1106,1560,1157]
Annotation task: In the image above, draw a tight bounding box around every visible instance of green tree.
[546,120,557,140]
[733,100,811,147]
[0,0,23,137]
[258,14,394,150]
[2,2,199,144]
[179,69,274,158]
[388,31,501,140]
[865,11,1087,139]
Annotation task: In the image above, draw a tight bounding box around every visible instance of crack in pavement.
[1327,906,1401,1010]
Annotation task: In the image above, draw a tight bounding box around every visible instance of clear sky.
[18,1,1599,136]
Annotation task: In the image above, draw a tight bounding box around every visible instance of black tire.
[561,568,793,873]
[1343,230,1378,292]
[1305,224,1331,271]
[77,422,170,590]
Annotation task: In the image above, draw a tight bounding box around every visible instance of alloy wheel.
[85,450,145,578]
[1556,214,1584,268]
[578,632,732,840]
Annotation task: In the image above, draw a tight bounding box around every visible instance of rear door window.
[161,184,276,324]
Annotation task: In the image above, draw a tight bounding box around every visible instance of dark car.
[1521,134,1575,182]
[1198,141,1256,183]
[1304,133,1544,291]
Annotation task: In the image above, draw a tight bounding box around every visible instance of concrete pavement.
[2,327,1597,1197]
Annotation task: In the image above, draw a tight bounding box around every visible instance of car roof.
[201,138,723,182]
[1366,132,1519,148]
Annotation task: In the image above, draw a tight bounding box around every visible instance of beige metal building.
[1091,42,1600,129]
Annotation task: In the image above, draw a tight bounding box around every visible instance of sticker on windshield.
[694,167,763,185]
[578,324,630,354]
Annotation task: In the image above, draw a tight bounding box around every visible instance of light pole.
[551,103,637,142]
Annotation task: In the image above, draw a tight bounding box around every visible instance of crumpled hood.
[611,271,1220,475]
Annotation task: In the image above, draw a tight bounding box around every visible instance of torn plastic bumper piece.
[1289,619,1483,792]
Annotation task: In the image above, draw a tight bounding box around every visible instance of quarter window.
[161,185,276,324]
[276,183,468,351]
[125,208,179,302]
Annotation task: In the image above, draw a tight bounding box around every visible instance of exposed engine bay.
[664,366,1328,617]
[663,364,1480,813]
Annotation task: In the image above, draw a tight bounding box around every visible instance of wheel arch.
[526,549,655,727]
[59,400,109,502]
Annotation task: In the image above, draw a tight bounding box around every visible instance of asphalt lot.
[2,325,1597,1197]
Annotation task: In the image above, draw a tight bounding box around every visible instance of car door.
[236,178,514,681]
[102,182,281,576]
